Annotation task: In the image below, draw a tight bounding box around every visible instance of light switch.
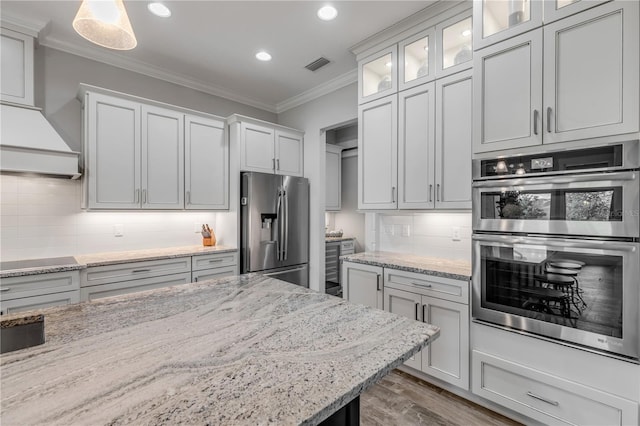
[452,226,461,241]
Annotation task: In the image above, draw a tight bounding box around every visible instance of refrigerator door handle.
[283,190,289,261]
[276,189,283,261]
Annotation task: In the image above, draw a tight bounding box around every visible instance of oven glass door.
[472,234,639,359]
[473,171,639,238]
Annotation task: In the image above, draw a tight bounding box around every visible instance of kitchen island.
[0,274,439,425]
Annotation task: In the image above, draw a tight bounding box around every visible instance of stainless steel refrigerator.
[240,172,309,287]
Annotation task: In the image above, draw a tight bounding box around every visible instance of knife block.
[202,231,216,247]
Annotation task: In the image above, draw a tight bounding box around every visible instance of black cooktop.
[0,256,78,271]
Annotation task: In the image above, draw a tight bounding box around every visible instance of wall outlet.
[194,223,201,233]
[113,224,124,237]
[451,226,461,241]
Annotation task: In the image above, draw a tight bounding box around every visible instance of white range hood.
[0,103,81,179]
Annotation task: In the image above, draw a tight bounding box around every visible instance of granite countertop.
[0,275,439,425]
[341,251,472,281]
[325,236,355,242]
[0,245,237,278]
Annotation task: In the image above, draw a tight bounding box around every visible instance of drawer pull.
[208,259,224,263]
[412,281,431,288]
[0,288,10,292]
[526,391,559,406]
[415,302,420,321]
[376,274,381,291]
[132,269,151,273]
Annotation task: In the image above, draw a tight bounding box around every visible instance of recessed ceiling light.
[461,29,472,37]
[317,5,338,21]
[148,2,171,18]
[256,51,272,61]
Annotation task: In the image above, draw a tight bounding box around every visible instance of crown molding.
[40,36,278,113]
[1,14,47,38]
[275,69,357,114]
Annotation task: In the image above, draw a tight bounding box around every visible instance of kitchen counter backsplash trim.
[341,251,471,281]
[0,245,237,278]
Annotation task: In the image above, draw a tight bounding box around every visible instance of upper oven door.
[472,171,639,238]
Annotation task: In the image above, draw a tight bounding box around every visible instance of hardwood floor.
[360,370,522,426]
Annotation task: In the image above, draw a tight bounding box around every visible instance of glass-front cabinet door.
[436,11,473,78]
[473,0,543,50]
[398,28,435,91]
[543,0,611,24]
[358,45,397,104]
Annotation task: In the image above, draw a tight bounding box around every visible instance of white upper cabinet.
[232,115,304,177]
[0,28,34,106]
[543,0,611,24]
[85,92,141,209]
[473,30,543,153]
[398,28,436,91]
[358,95,398,210]
[325,144,343,211]
[359,46,398,105]
[398,82,436,209]
[185,115,228,210]
[474,0,638,153]
[436,11,473,78]
[436,70,472,209]
[542,1,639,144]
[474,0,543,50]
[141,105,184,209]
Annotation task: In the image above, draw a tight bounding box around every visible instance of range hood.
[0,102,81,179]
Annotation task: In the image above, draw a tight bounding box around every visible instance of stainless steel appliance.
[240,172,309,287]
[472,141,640,361]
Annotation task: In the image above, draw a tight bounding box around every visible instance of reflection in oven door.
[472,234,639,360]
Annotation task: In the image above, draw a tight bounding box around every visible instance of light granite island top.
[341,251,472,281]
[0,274,439,425]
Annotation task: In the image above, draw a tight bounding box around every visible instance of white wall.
[0,175,231,261]
[277,83,358,291]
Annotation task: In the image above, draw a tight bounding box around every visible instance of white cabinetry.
[341,261,383,310]
[185,115,228,210]
[474,1,638,153]
[0,27,34,106]
[230,115,304,177]
[325,144,343,211]
[80,257,192,301]
[385,269,469,390]
[0,271,80,315]
[191,251,238,282]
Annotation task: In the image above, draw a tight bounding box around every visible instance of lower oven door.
[472,233,639,360]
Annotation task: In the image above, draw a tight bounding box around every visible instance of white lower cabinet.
[191,251,238,283]
[385,269,469,390]
[0,271,80,315]
[473,350,639,426]
[341,262,383,309]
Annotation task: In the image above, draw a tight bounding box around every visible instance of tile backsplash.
[0,175,229,261]
[370,212,472,262]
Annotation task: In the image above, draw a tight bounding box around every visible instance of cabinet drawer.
[1,290,80,316]
[340,240,354,251]
[82,257,191,286]
[472,351,638,426]
[0,271,80,300]
[191,252,237,272]
[81,272,192,301]
[192,266,236,283]
[385,268,468,304]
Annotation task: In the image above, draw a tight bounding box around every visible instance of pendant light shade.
[73,0,137,50]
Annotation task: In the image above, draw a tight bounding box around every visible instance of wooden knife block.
[202,232,216,247]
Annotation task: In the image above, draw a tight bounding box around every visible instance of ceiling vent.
[305,57,330,71]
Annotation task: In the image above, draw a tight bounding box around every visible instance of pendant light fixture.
[72,0,137,50]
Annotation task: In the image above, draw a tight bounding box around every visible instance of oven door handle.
[473,234,637,252]
[472,171,637,188]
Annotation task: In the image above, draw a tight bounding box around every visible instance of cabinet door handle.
[276,159,280,170]
[546,107,552,133]
[422,304,427,323]
[272,158,276,171]
[429,184,433,202]
[142,189,147,204]
[186,191,191,205]
[415,302,420,321]
[436,184,440,202]
[533,109,539,135]
[376,274,381,291]
[135,189,140,204]
[526,391,559,406]
[132,269,151,273]
[391,186,396,203]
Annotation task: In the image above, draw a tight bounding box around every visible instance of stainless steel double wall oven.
[472,141,640,361]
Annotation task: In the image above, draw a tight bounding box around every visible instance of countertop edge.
[340,254,471,281]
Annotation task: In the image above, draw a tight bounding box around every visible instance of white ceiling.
[1,1,433,112]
